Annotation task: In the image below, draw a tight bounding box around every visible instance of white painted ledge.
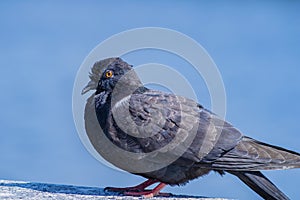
[0,180,228,200]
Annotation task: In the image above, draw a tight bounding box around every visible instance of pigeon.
[81,57,300,199]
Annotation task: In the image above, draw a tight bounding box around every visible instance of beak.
[81,80,97,95]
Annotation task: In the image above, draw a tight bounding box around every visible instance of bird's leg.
[104,179,158,193]
[124,183,169,198]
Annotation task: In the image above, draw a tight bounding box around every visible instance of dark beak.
[81,80,97,95]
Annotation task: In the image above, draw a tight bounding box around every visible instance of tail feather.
[229,171,289,200]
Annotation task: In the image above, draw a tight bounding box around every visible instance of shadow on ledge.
[0,180,226,199]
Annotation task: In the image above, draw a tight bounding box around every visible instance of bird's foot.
[124,183,168,198]
[104,179,159,193]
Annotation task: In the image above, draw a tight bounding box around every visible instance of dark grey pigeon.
[81,57,300,199]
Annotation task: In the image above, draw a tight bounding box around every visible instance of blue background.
[1,1,300,199]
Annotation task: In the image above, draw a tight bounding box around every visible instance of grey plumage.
[82,57,300,199]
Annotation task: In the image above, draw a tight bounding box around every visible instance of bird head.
[81,57,142,95]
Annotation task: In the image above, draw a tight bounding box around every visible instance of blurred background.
[1,1,300,199]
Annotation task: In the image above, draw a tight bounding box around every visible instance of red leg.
[104,179,158,193]
[124,183,168,198]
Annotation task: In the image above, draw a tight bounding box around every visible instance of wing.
[109,89,300,172]
[112,89,243,163]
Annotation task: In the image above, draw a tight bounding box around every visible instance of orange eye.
[105,70,113,78]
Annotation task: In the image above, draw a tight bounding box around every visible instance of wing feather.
[211,137,300,170]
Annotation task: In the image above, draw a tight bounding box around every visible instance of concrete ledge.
[0,180,228,200]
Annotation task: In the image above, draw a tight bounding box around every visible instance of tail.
[229,171,289,200]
